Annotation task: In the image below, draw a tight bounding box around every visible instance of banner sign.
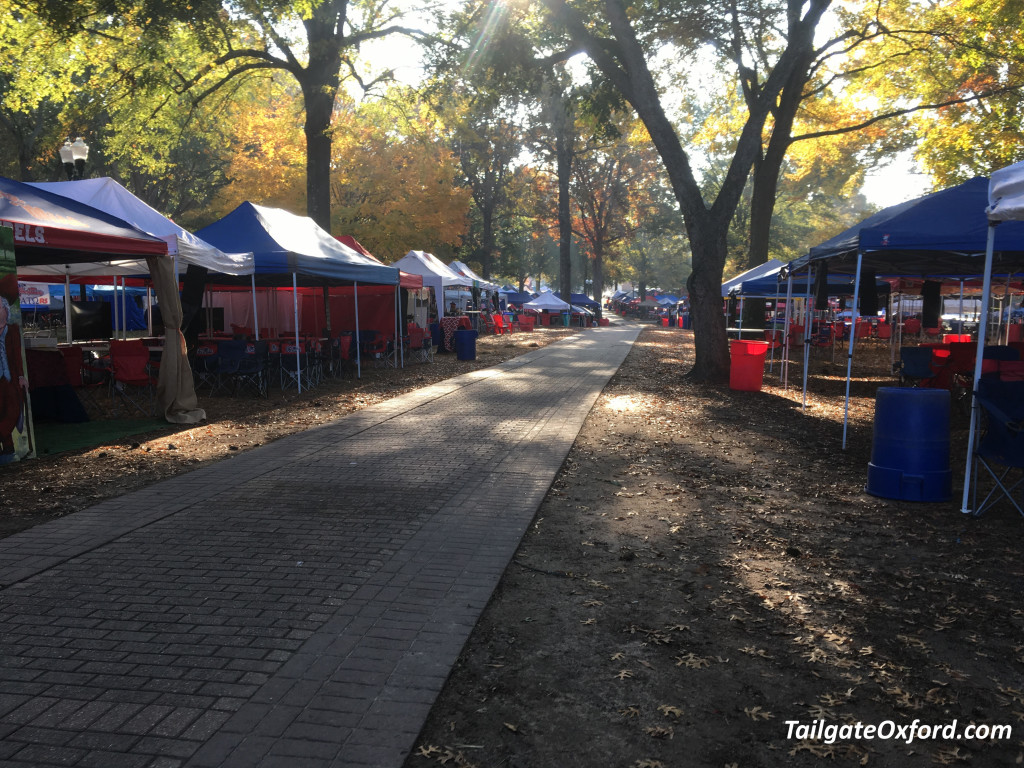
[18,281,51,309]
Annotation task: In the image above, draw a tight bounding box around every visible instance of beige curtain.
[146,255,206,424]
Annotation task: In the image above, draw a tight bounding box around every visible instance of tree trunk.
[301,9,343,230]
[592,243,604,316]
[481,206,495,278]
[685,220,731,384]
[555,96,573,301]
[746,61,809,270]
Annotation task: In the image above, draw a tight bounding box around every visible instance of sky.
[859,150,932,209]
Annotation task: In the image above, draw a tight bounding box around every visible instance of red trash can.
[729,340,769,391]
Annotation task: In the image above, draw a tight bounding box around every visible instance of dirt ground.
[2,323,1023,768]
[404,328,1024,768]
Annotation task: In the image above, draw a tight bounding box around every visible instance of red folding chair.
[108,340,156,415]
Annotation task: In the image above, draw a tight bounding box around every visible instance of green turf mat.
[32,418,171,456]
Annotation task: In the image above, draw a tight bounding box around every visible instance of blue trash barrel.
[429,322,442,350]
[866,387,951,502]
[454,329,478,361]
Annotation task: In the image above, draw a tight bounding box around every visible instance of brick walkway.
[0,325,640,768]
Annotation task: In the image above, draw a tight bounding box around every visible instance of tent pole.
[252,274,260,340]
[121,277,128,339]
[887,290,895,373]
[111,276,119,340]
[842,253,864,450]
[961,224,997,515]
[64,270,72,342]
[1001,277,1011,343]
[323,284,332,338]
[782,274,794,388]
[767,282,782,373]
[959,280,965,336]
[354,281,362,379]
[396,284,403,368]
[292,272,301,393]
[146,286,153,336]
[801,269,813,411]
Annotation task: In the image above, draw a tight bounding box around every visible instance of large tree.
[28,0,428,229]
[535,0,830,382]
[571,117,668,304]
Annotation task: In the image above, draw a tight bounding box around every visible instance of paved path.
[0,325,640,768]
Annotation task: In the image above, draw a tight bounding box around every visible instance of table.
[439,316,471,351]
[726,328,768,339]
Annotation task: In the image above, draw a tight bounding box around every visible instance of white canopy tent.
[523,290,571,312]
[391,250,472,317]
[961,160,1024,514]
[448,260,500,291]
[28,178,254,276]
[26,178,256,342]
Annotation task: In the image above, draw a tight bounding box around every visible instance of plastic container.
[729,340,769,391]
[562,313,570,327]
[454,329,478,361]
[866,387,951,502]
[661,317,669,326]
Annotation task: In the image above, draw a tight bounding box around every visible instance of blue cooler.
[866,387,951,502]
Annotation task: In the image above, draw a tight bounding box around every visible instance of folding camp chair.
[193,342,220,394]
[280,340,310,390]
[213,339,246,395]
[234,340,269,397]
[899,347,940,387]
[60,345,107,413]
[970,379,1024,517]
[109,339,156,415]
[810,325,834,356]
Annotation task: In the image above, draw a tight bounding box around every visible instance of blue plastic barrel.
[866,387,951,502]
[454,329,478,361]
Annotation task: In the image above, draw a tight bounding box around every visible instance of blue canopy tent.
[554,291,600,309]
[503,291,536,307]
[198,203,400,384]
[721,259,785,297]
[789,175,1024,479]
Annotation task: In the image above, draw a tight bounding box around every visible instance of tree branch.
[792,83,1024,143]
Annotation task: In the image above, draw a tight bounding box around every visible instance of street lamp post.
[59,137,89,180]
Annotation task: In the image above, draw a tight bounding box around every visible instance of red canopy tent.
[0,175,205,425]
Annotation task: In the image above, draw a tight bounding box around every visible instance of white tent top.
[523,290,571,311]
[29,177,254,276]
[988,160,1024,221]
[391,250,473,317]
[392,250,472,287]
[449,260,499,290]
[721,258,785,297]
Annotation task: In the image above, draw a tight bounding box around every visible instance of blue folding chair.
[899,347,939,387]
[971,379,1024,517]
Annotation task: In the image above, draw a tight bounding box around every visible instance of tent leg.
[842,253,864,450]
[801,270,813,411]
[354,281,361,379]
[252,274,260,340]
[961,225,997,514]
[292,272,301,393]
